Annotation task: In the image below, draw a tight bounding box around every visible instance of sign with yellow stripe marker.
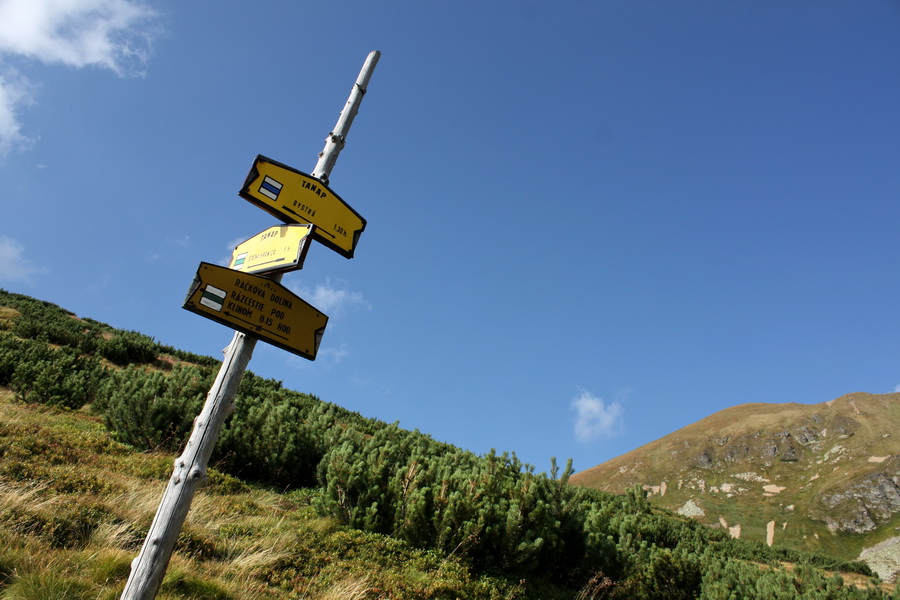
[239,155,366,259]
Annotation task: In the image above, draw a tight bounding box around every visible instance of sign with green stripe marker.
[199,285,226,311]
[183,262,328,360]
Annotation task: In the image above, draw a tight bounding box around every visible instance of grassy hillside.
[570,396,900,575]
[0,287,896,599]
[0,389,539,599]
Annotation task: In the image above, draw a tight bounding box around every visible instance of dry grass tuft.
[218,530,296,572]
[0,306,21,321]
[0,481,53,514]
[317,576,373,600]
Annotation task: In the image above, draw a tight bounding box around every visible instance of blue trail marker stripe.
[259,176,283,201]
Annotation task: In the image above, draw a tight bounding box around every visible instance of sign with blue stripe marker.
[239,155,366,259]
[259,176,283,201]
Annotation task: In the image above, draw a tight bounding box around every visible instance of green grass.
[0,389,557,599]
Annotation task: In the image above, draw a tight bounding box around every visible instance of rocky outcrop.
[676,498,705,517]
[816,457,900,533]
[859,537,900,583]
[791,424,823,446]
[691,430,809,470]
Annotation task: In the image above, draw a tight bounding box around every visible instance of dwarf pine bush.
[97,364,210,451]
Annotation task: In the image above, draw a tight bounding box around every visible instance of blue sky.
[1,1,899,475]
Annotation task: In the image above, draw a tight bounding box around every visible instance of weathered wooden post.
[120,50,381,600]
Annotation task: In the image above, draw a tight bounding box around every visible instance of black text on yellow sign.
[239,155,366,259]
[183,262,328,360]
[230,224,313,275]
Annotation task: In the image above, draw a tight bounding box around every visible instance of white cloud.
[893,383,900,394]
[292,278,369,316]
[0,235,47,282]
[0,0,157,72]
[571,389,624,443]
[0,67,33,154]
[0,0,160,154]
[283,280,366,369]
[318,342,349,364]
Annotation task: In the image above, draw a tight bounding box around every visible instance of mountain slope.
[1,288,894,597]
[570,393,900,579]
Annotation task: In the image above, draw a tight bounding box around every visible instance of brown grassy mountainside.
[570,392,900,581]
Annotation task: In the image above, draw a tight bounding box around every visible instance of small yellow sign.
[183,262,328,360]
[239,155,366,259]
[230,224,313,275]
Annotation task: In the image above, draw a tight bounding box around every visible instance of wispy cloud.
[351,374,395,399]
[285,342,349,371]
[147,235,191,262]
[217,236,247,266]
[893,383,900,394]
[0,0,160,154]
[292,278,369,317]
[319,342,349,364]
[0,235,47,283]
[284,280,366,370]
[571,389,624,443]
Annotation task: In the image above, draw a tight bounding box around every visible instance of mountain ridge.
[570,392,900,580]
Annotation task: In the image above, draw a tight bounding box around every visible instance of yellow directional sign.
[183,262,328,360]
[239,155,366,259]
[229,224,313,275]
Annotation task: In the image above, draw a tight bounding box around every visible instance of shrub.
[0,333,22,385]
[216,386,324,488]
[8,342,105,409]
[97,330,159,366]
[96,365,210,451]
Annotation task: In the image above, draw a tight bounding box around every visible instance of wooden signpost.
[119,51,381,600]
[183,262,328,360]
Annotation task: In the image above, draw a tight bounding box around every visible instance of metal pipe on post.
[119,51,381,600]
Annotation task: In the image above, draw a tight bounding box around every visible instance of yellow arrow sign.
[229,224,313,275]
[183,262,328,360]
[239,155,366,259]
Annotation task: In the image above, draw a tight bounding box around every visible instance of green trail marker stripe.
[200,285,226,311]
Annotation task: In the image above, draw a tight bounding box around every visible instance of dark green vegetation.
[0,288,896,599]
